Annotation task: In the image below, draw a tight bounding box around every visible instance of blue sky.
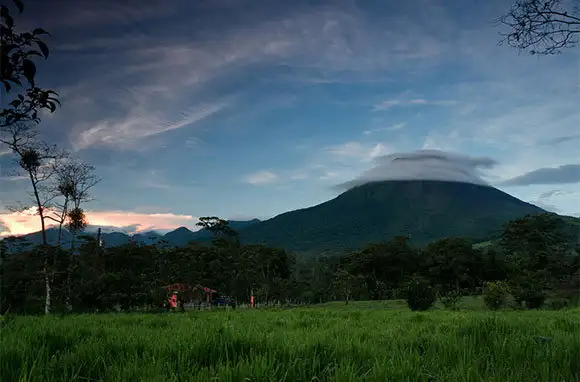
[1,0,579,235]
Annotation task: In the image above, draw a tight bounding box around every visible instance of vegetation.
[2,212,578,315]
[0,302,579,381]
[483,281,512,310]
[404,277,437,311]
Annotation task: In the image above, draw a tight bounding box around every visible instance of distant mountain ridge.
[3,180,578,255]
[2,219,262,249]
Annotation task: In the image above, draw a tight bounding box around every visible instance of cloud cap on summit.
[334,149,497,191]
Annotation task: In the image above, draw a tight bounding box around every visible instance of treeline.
[1,212,578,314]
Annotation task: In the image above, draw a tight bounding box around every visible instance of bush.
[483,281,511,310]
[440,287,462,310]
[549,298,569,310]
[405,278,436,311]
[525,289,546,309]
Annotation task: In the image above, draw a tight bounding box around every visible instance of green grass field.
[1,300,579,381]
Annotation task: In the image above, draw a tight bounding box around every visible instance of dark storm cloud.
[501,164,580,186]
[334,149,498,191]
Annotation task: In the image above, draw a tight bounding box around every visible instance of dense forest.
[2,212,578,314]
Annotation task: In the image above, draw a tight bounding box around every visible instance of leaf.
[1,6,14,28]
[27,50,43,57]
[32,28,49,35]
[35,40,49,58]
[22,58,36,84]
[12,0,24,13]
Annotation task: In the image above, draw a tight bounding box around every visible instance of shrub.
[440,287,462,310]
[549,298,569,310]
[483,281,511,310]
[524,289,546,309]
[405,278,436,311]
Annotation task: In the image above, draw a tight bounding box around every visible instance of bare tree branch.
[496,0,580,55]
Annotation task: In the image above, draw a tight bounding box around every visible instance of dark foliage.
[1,210,578,314]
[404,277,437,311]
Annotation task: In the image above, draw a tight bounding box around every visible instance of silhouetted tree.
[1,0,63,315]
[1,0,59,128]
[497,0,580,55]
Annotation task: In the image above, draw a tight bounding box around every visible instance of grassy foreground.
[1,301,579,381]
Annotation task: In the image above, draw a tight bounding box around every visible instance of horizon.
[2,178,576,239]
[1,0,579,237]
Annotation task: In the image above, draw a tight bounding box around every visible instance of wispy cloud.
[545,134,580,146]
[325,142,391,163]
[290,172,309,180]
[500,164,580,186]
[245,171,278,185]
[73,102,228,150]
[40,0,454,154]
[373,99,458,111]
[24,0,181,30]
[363,123,406,135]
[530,189,580,215]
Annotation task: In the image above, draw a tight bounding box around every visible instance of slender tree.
[53,160,99,311]
[1,0,64,315]
[53,160,100,246]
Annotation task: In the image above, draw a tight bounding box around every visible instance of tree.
[1,0,62,315]
[1,0,60,128]
[0,128,67,315]
[53,160,99,247]
[500,213,576,308]
[333,268,359,304]
[196,216,238,239]
[497,0,580,55]
[422,237,479,296]
[340,236,419,300]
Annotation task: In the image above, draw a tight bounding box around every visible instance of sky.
[1,0,579,236]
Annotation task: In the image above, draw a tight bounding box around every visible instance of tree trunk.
[0,241,5,315]
[56,197,68,246]
[28,170,51,315]
[65,234,76,312]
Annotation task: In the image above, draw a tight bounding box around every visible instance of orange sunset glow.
[0,208,199,237]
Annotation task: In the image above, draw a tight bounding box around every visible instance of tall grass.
[1,302,579,381]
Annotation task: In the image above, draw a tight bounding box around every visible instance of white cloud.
[363,123,406,135]
[373,99,458,111]
[43,0,454,153]
[245,171,278,185]
[334,149,497,190]
[73,102,227,150]
[325,142,392,163]
[290,172,309,180]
